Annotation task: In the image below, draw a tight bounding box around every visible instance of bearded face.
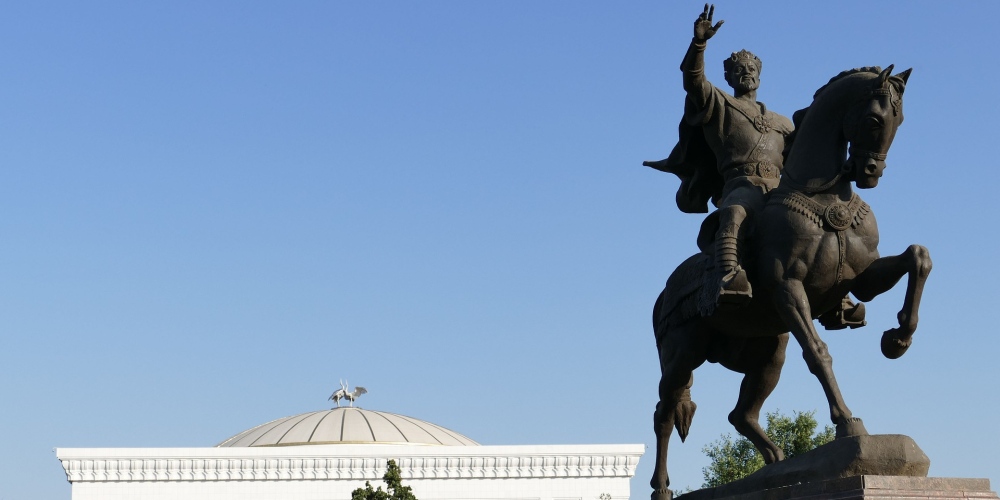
[726,60,760,95]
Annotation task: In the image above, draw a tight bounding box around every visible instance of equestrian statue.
[642,5,930,500]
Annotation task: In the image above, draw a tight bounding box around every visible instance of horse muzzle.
[849,155,886,189]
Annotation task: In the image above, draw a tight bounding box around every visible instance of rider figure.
[683,4,791,305]
[646,5,865,326]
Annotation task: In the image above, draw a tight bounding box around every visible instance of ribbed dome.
[216,407,479,447]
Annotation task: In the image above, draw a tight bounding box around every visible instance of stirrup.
[819,298,867,330]
[717,266,752,307]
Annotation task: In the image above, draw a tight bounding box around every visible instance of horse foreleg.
[719,334,789,464]
[773,280,867,438]
[852,245,932,359]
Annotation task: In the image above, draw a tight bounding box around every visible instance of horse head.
[782,66,911,193]
[843,65,911,189]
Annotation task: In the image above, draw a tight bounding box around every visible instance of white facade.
[57,443,644,500]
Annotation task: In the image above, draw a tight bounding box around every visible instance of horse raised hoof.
[835,417,869,438]
[652,488,673,500]
[881,327,913,359]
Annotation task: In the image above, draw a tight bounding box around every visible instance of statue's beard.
[733,77,758,94]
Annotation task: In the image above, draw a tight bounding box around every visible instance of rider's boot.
[819,295,867,330]
[714,205,752,307]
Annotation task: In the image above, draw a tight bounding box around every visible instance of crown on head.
[724,49,762,75]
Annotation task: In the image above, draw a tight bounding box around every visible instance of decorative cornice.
[57,445,643,483]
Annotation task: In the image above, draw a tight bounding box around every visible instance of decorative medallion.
[824,203,853,231]
[753,115,771,133]
[759,163,777,178]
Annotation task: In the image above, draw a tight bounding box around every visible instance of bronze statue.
[643,6,929,500]
[645,5,864,328]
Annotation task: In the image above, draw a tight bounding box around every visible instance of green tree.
[351,459,417,500]
[702,410,834,488]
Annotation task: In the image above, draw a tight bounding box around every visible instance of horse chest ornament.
[642,6,930,500]
[771,192,872,285]
[770,191,871,232]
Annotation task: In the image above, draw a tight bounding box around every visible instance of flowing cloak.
[644,96,724,214]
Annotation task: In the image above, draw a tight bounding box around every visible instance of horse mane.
[782,67,884,159]
[812,66,883,100]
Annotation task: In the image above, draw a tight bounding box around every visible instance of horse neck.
[781,93,853,198]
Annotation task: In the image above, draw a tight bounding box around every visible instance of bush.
[351,459,417,500]
[702,410,834,487]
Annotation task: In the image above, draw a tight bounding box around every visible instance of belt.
[723,162,780,183]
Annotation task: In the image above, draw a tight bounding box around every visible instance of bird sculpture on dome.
[328,380,367,408]
[343,381,367,407]
[328,381,347,408]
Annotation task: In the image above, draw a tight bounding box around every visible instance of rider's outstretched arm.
[681,38,711,107]
[682,5,723,109]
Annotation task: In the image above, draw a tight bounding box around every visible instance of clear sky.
[2,2,998,499]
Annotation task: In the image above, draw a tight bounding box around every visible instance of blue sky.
[2,2,998,499]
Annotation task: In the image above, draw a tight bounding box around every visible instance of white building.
[57,407,644,500]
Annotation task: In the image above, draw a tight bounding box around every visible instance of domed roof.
[216,407,479,447]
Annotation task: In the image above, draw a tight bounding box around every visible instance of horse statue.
[648,65,930,500]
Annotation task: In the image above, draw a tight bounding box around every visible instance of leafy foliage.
[702,410,834,488]
[351,459,418,500]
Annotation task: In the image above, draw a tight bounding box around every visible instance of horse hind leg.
[720,334,789,464]
[652,375,696,500]
[651,322,707,500]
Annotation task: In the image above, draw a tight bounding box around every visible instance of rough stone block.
[680,435,934,500]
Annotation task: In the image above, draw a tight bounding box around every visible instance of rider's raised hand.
[694,4,724,41]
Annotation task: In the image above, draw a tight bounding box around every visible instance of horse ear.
[892,68,913,97]
[897,68,912,85]
[877,64,895,87]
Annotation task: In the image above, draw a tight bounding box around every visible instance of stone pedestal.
[674,435,996,500]
[679,475,998,500]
